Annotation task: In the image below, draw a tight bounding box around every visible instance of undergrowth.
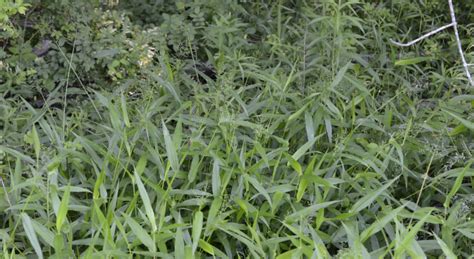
[1,0,473,258]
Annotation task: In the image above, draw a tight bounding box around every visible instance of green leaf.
[444,161,472,208]
[212,159,221,197]
[254,141,269,168]
[198,239,215,255]
[443,109,474,130]
[30,218,55,247]
[330,62,351,88]
[124,215,156,253]
[56,185,71,233]
[287,102,311,124]
[296,156,318,202]
[192,211,204,254]
[395,56,432,66]
[120,92,130,127]
[244,174,272,207]
[434,233,457,259]
[285,201,340,222]
[360,205,405,242]
[134,168,157,232]
[188,155,200,183]
[292,135,321,161]
[175,228,185,259]
[350,176,399,213]
[32,125,41,161]
[21,213,44,259]
[172,118,183,149]
[276,248,302,259]
[285,153,302,175]
[162,121,179,172]
[395,211,432,256]
[94,48,120,58]
[204,197,222,236]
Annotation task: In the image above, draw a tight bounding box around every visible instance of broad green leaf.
[120,92,130,127]
[205,197,222,236]
[342,222,370,258]
[188,155,200,183]
[134,169,157,232]
[304,111,315,141]
[276,248,302,259]
[162,121,179,172]
[287,102,310,124]
[254,141,269,168]
[30,218,55,247]
[443,109,474,130]
[124,215,156,252]
[434,233,457,259]
[285,153,302,175]
[212,159,221,197]
[324,117,332,143]
[244,174,272,207]
[286,201,340,222]
[198,239,214,255]
[172,118,183,149]
[175,228,184,259]
[296,178,309,202]
[31,125,41,161]
[350,176,399,213]
[296,156,318,202]
[135,155,148,176]
[94,48,120,58]
[395,211,433,256]
[192,211,203,254]
[56,185,71,233]
[395,56,432,66]
[330,62,351,88]
[292,134,322,161]
[456,228,474,239]
[361,205,405,242]
[444,161,472,208]
[22,213,44,259]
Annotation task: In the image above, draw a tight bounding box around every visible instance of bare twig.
[390,22,455,47]
[390,0,473,87]
[448,0,473,86]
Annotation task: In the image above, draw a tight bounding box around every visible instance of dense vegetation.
[1,0,473,258]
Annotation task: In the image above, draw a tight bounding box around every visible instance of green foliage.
[0,0,30,38]
[1,0,473,258]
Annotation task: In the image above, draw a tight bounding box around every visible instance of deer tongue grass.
[1,0,474,258]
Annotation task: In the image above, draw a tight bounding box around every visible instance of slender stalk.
[389,22,455,47]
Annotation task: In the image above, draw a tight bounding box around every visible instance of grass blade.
[124,215,156,253]
[134,162,157,232]
[21,213,44,259]
[56,185,71,233]
[212,159,221,197]
[162,121,179,172]
[434,233,457,258]
[350,176,399,214]
[192,211,204,254]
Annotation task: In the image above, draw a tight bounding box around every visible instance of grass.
[1,0,473,258]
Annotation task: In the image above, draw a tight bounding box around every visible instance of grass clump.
[1,0,473,258]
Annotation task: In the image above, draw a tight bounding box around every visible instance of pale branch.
[390,0,473,87]
[448,0,473,86]
[390,22,455,47]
